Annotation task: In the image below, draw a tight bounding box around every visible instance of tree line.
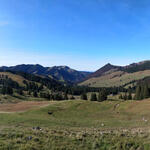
[80,89,108,102]
[134,84,150,100]
[3,71,149,102]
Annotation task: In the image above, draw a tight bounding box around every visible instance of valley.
[1,61,150,149]
[2,1,150,149]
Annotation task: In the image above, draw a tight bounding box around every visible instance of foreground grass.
[0,99,150,149]
[0,127,150,150]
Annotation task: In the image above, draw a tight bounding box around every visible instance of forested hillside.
[0,64,91,83]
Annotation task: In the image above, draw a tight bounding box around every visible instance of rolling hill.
[0,64,91,83]
[80,60,150,88]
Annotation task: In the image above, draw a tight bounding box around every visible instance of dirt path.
[113,103,120,111]
[0,101,51,113]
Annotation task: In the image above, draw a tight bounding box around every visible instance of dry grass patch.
[80,70,150,87]
[0,101,50,113]
[0,72,26,86]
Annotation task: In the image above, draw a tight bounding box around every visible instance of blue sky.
[1,0,150,71]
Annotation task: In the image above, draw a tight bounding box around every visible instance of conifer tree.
[54,93,63,101]
[28,90,31,95]
[81,93,87,100]
[128,91,132,100]
[135,85,141,100]
[1,86,6,95]
[143,85,150,99]
[123,93,127,100]
[98,92,101,101]
[140,86,144,100]
[119,94,123,99]
[64,93,68,100]
[6,87,13,95]
[90,93,97,101]
[33,91,38,97]
[98,89,107,102]
[18,89,23,95]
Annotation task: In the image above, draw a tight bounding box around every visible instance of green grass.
[0,127,150,150]
[1,99,150,149]
[0,100,150,128]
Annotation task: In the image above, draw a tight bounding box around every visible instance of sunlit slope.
[80,70,150,87]
[0,72,26,86]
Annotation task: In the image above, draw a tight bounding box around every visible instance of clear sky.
[1,0,150,71]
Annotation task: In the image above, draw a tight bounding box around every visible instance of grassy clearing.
[0,72,26,86]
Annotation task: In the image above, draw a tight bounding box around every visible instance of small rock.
[27,136,32,140]
[48,111,53,115]
[101,123,105,127]
[34,138,40,142]
[76,133,83,140]
[33,126,42,131]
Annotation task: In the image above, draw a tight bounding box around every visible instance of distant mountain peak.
[80,60,150,87]
[86,63,120,79]
[105,63,112,66]
[34,64,44,67]
[103,63,115,68]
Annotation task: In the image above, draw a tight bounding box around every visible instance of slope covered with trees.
[0,70,69,100]
[0,69,130,102]
[0,64,91,83]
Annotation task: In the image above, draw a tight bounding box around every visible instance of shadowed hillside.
[0,64,91,83]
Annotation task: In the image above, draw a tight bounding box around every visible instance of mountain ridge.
[0,64,92,83]
[80,60,150,87]
[1,60,150,86]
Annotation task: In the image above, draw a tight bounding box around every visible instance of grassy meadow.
[80,70,150,87]
[0,99,150,149]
